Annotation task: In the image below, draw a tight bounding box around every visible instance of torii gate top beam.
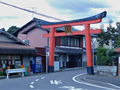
[41,11,106,28]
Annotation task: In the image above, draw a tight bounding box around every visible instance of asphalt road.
[0,68,115,90]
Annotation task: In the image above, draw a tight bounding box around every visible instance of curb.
[80,76,120,89]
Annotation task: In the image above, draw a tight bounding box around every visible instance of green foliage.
[96,47,117,66]
[113,24,120,48]
[7,26,20,34]
[106,49,118,66]
[97,20,120,48]
[96,47,107,65]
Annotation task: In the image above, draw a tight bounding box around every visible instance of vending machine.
[32,56,42,73]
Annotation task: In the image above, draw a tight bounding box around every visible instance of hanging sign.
[64,25,71,34]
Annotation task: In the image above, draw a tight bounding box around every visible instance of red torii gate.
[42,11,107,75]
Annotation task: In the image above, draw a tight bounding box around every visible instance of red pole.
[49,27,55,72]
[85,24,94,75]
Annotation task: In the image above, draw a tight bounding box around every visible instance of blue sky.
[0,0,120,30]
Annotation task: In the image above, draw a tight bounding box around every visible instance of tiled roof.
[0,28,36,54]
[0,42,36,54]
[114,47,120,53]
[0,28,26,45]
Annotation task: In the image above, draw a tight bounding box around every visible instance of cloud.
[0,0,119,31]
[46,0,110,14]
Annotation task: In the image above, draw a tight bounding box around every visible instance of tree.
[97,20,119,48]
[7,26,20,34]
[97,27,111,47]
[113,22,120,48]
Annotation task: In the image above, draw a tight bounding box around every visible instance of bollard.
[21,65,24,68]
[8,66,10,69]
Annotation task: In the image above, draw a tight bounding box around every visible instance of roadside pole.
[46,49,49,73]
[92,44,94,68]
[92,38,95,68]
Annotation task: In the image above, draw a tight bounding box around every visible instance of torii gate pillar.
[42,11,107,75]
[85,24,94,74]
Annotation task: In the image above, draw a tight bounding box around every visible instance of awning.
[0,42,36,55]
[55,48,86,54]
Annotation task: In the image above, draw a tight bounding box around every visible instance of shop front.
[0,55,22,70]
[0,28,36,76]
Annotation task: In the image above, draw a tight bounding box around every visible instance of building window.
[77,38,80,46]
[68,37,70,45]
[0,55,21,69]
[74,38,77,46]
[61,37,64,45]
[71,37,74,46]
[61,36,80,47]
[65,37,68,45]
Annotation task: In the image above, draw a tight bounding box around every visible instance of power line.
[84,0,104,8]
[0,1,64,21]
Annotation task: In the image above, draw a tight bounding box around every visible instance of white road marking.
[31,82,34,84]
[59,86,88,90]
[30,85,34,88]
[50,80,54,84]
[72,73,116,90]
[50,80,62,85]
[41,77,45,79]
[30,77,45,88]
[35,79,39,81]
[107,83,120,89]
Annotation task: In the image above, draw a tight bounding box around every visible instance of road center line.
[30,85,34,88]
[31,82,34,84]
[35,79,39,81]
[72,73,116,90]
[41,77,45,79]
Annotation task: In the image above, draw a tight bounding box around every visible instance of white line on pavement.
[107,83,120,89]
[31,82,34,84]
[30,85,34,88]
[41,77,45,79]
[72,73,116,90]
[35,79,39,81]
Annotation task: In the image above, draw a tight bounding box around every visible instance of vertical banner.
[119,57,120,76]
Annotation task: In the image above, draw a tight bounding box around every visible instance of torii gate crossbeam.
[42,11,107,75]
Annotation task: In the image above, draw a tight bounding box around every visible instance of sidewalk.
[78,74,120,89]
[0,67,85,79]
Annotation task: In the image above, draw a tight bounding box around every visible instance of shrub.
[96,47,107,65]
[96,47,117,66]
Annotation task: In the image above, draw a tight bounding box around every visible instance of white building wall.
[23,55,30,67]
[82,54,87,67]
[54,61,59,71]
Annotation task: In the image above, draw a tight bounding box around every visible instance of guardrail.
[6,68,26,79]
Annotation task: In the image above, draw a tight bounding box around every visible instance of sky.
[0,0,120,30]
